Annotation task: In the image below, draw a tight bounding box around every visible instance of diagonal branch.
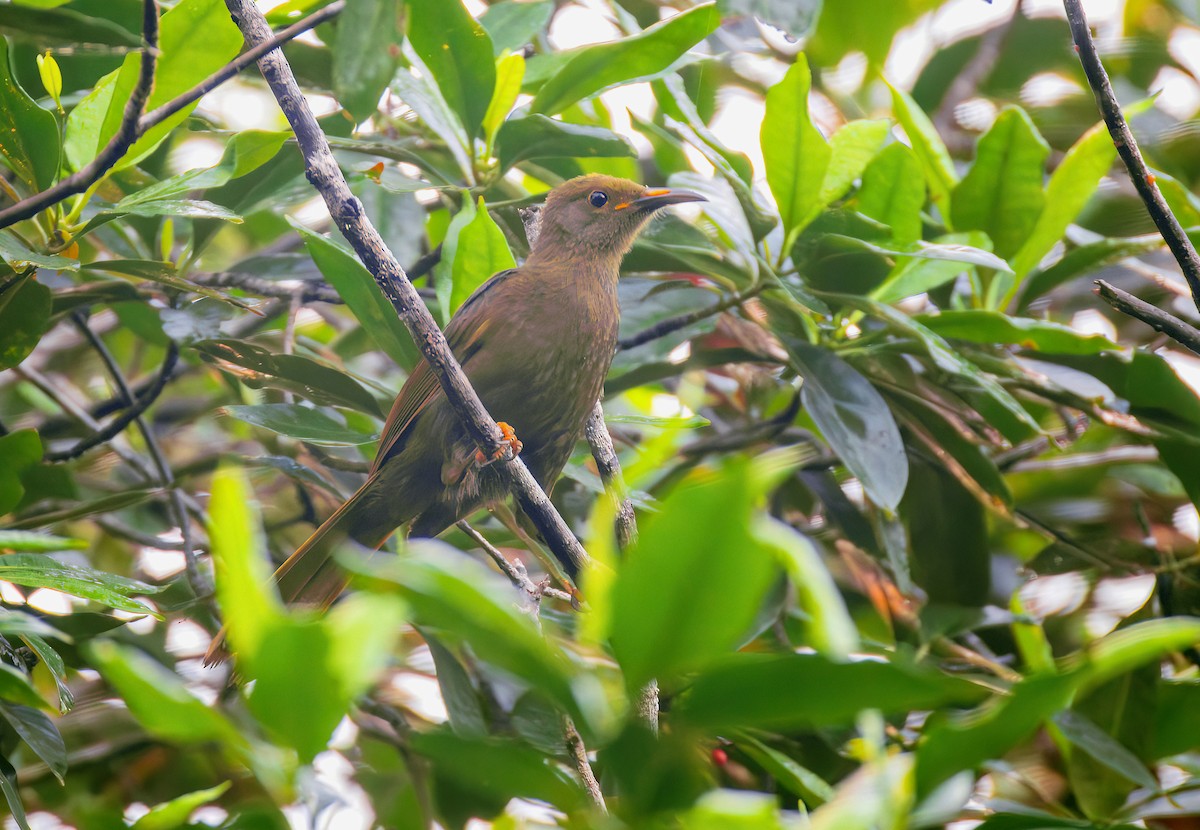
[1094,280,1200,356]
[45,340,180,462]
[1064,0,1200,313]
[0,1,344,230]
[222,0,590,578]
[0,0,160,230]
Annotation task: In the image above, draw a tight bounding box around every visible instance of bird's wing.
[370,268,520,473]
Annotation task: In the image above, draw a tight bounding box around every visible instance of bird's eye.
[588,190,608,208]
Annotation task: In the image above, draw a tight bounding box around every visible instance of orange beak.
[614,187,706,211]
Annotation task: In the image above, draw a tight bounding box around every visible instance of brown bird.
[271,174,703,612]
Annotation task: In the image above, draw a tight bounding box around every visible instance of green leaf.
[0,274,51,371]
[208,465,283,661]
[410,729,588,813]
[0,429,42,516]
[6,488,160,530]
[130,783,232,830]
[1054,709,1157,791]
[0,554,160,614]
[479,0,553,54]
[0,531,86,554]
[482,51,524,154]
[734,733,835,807]
[0,4,141,46]
[682,790,786,829]
[0,235,78,272]
[756,518,858,658]
[888,81,956,217]
[915,310,1122,355]
[295,223,420,371]
[1018,234,1163,308]
[529,3,720,116]
[782,338,909,511]
[916,618,1200,797]
[406,0,495,139]
[333,0,399,121]
[1010,120,1115,278]
[0,663,50,710]
[117,130,290,204]
[86,640,246,747]
[818,118,890,206]
[951,106,1049,260]
[345,542,591,726]
[245,599,403,762]
[222,403,378,446]
[812,0,943,66]
[678,652,988,730]
[64,0,242,172]
[857,142,926,244]
[495,114,636,172]
[444,197,516,316]
[0,608,67,640]
[425,634,487,738]
[0,755,32,830]
[21,634,72,712]
[762,55,830,246]
[0,703,65,782]
[833,294,1044,439]
[609,456,785,689]
[0,37,60,192]
[195,339,382,416]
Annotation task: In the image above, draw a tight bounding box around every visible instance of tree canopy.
[1,0,1200,827]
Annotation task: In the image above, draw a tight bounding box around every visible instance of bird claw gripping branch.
[475,421,523,467]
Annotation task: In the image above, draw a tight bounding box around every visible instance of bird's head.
[528,174,704,265]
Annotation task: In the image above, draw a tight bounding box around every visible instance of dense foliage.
[1,0,1200,826]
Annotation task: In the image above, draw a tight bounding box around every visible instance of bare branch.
[618,283,766,351]
[68,313,210,598]
[563,715,607,812]
[222,0,590,577]
[45,340,180,462]
[1064,0,1200,313]
[0,0,160,230]
[455,521,574,606]
[584,404,637,549]
[0,1,344,230]
[1095,279,1200,356]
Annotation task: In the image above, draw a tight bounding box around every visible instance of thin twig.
[583,403,657,732]
[70,313,210,598]
[563,715,607,812]
[223,0,590,578]
[0,2,344,229]
[45,341,180,462]
[135,2,344,136]
[16,365,157,480]
[192,272,344,303]
[0,0,160,230]
[1065,0,1200,312]
[1095,279,1200,356]
[455,521,574,605]
[583,404,637,550]
[618,283,766,351]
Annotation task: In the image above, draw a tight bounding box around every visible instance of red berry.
[712,748,728,766]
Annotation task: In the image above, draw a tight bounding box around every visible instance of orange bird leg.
[474,421,523,467]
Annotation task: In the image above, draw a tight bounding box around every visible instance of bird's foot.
[474,421,523,467]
